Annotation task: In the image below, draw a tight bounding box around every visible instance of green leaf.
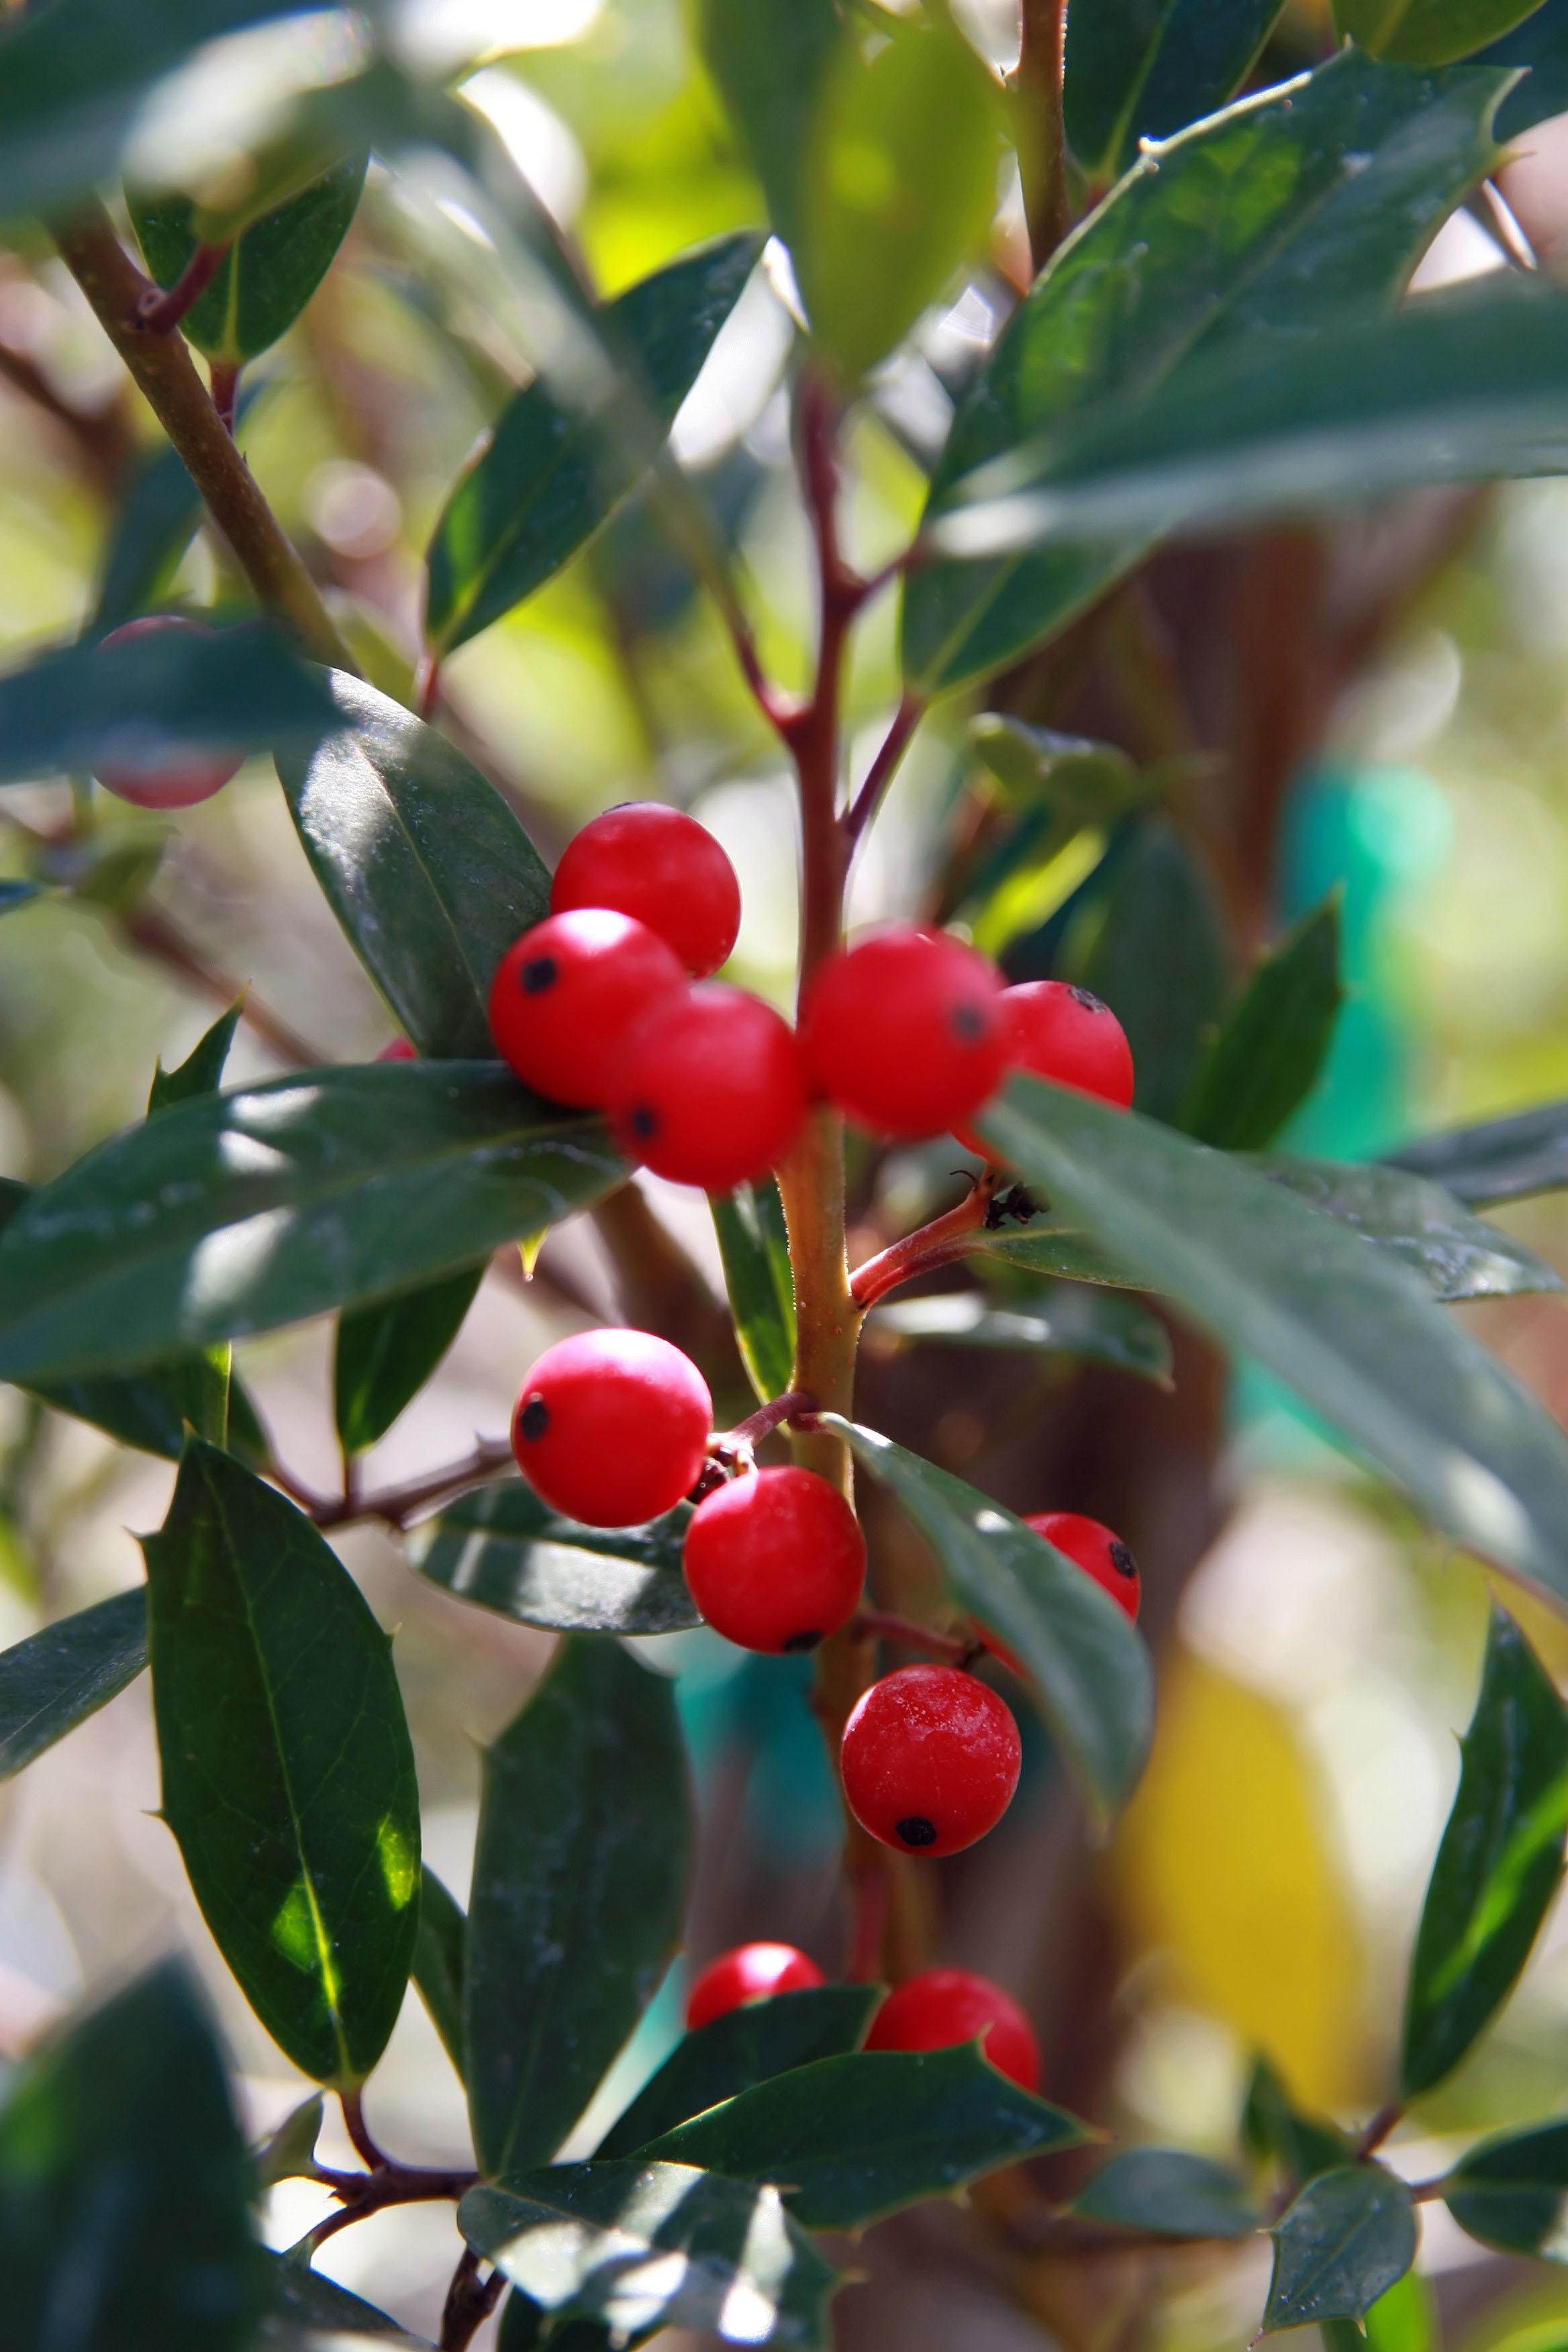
[412,1864,467,2085]
[1241,2055,1350,2190]
[1063,0,1288,180]
[144,1440,421,2085]
[418,1481,699,1636]
[597,1986,879,2161]
[1402,1606,1568,2096]
[1483,1,1568,138]
[1385,1099,1568,1207]
[712,1179,796,1406]
[903,48,1508,691]
[1365,2269,1438,2352]
[868,1281,1172,1385]
[0,1585,147,1779]
[150,999,242,1114]
[459,2163,836,2349]
[695,0,841,249]
[425,235,763,656]
[1260,1157,1565,1303]
[256,2094,325,2187]
[977,1204,1138,1288]
[0,1061,623,1383]
[464,1637,689,2175]
[1069,2148,1259,2238]
[276,674,551,1060]
[969,714,1150,825]
[0,1957,263,2349]
[642,2043,1086,2228]
[1265,2167,1417,2331]
[30,1348,240,1457]
[266,2251,434,2345]
[130,156,366,366]
[1074,820,1231,1125]
[1443,2116,1568,2255]
[94,450,205,633]
[976,1075,1568,1614]
[820,1416,1154,1818]
[334,1263,485,1456]
[1184,900,1342,1150]
[1335,0,1549,65]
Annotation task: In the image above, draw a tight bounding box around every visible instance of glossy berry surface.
[92,616,244,808]
[489,909,686,1108]
[866,1967,1040,2092]
[1027,1511,1141,1621]
[803,928,1008,1140]
[956,980,1133,1154]
[840,1664,1021,1857]
[687,1942,826,2030]
[511,1327,712,1528]
[683,1466,866,1654]
[552,801,742,978]
[609,982,809,1192]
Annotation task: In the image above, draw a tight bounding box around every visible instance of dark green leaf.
[426,236,763,655]
[642,2043,1086,2228]
[695,0,840,248]
[597,1986,880,2160]
[413,1864,467,2085]
[1335,0,1549,65]
[418,1481,699,1636]
[712,1179,796,1406]
[30,1346,243,1457]
[94,450,203,634]
[131,156,366,365]
[0,1061,623,1383]
[1265,2167,1417,2331]
[1242,2055,1350,2190]
[460,2163,836,2349]
[1402,1606,1568,2096]
[276,674,551,1060]
[977,1203,1138,1287]
[266,2251,434,2345]
[1483,0,1568,138]
[256,2094,324,2187]
[1075,820,1231,1125]
[1070,2148,1259,2238]
[0,1958,263,2350]
[977,1076,1568,1613]
[144,1440,421,2084]
[1185,900,1342,1150]
[0,1585,146,1779]
[334,1263,484,1455]
[868,1281,1172,1384]
[1063,0,1287,180]
[820,1416,1154,1818]
[150,999,242,1114]
[1385,1099,1568,1206]
[1443,2116,1568,2255]
[1260,1158,1565,1303]
[465,1637,689,2174]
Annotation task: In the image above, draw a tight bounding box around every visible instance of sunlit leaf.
[418,1481,699,1636]
[695,0,840,248]
[131,155,366,364]
[1064,0,1287,179]
[1259,1158,1565,1302]
[1335,0,1549,65]
[712,1179,796,1406]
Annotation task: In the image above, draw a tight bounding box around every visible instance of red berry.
[687,1942,826,2030]
[92,617,244,808]
[955,981,1133,1153]
[867,1968,1041,2092]
[552,802,742,978]
[683,1466,865,1655]
[489,910,686,1108]
[802,928,1008,1140]
[608,983,808,1193]
[511,1327,712,1527]
[1026,1511,1141,1621]
[840,1664,1021,1857]
[378,1036,417,1061]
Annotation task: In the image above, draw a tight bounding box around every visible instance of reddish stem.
[209,359,240,436]
[135,242,230,335]
[722,1389,816,1451]
[338,2087,386,2171]
[846,692,924,847]
[851,1610,975,1664]
[850,1177,999,1311]
[414,652,442,720]
[440,2246,507,2350]
[282,1435,515,1532]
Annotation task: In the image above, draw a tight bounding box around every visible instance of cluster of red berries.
[90,614,245,808]
[686,1943,1041,2094]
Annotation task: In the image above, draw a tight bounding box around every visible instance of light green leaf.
[1184,900,1342,1150]
[969,714,1149,824]
[1336,0,1549,66]
[0,1586,147,1780]
[712,1179,796,1406]
[418,1481,699,1636]
[1265,2167,1417,2331]
[256,2094,325,2188]
[130,156,366,365]
[868,1281,1172,1385]
[695,0,841,249]
[1064,0,1288,180]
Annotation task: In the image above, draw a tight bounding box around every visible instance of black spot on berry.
[783,1630,822,1653]
[950,1003,985,1041]
[1109,1539,1137,1581]
[631,1106,658,1138]
[1069,985,1105,1013]
[518,1395,549,1442]
[521,956,557,995]
[895,1815,938,1848]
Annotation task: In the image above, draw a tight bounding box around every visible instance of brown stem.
[338,2087,385,2172]
[135,242,230,334]
[851,1610,975,1663]
[1353,2102,1403,2161]
[291,1435,514,1532]
[209,359,240,436]
[1017,0,1071,274]
[846,691,924,848]
[440,2246,507,2351]
[720,1390,817,1453]
[850,1177,997,1310]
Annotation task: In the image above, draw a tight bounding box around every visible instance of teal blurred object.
[671,1640,844,1864]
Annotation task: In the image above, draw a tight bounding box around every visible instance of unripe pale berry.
[840,1663,1021,1857]
[954,981,1133,1154]
[687,1942,825,2030]
[802,928,1008,1140]
[378,1036,417,1061]
[489,910,686,1108]
[683,1466,865,1654]
[552,802,742,978]
[92,616,244,808]
[608,982,809,1193]
[511,1327,712,1527]
[1027,1511,1141,1621]
[866,1967,1040,2092]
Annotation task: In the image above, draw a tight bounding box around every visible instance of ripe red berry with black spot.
[552,801,742,978]
[489,910,685,1108]
[511,1327,712,1527]
[1028,1511,1141,1620]
[802,928,1008,1140]
[840,1663,1021,1857]
[866,1967,1040,2092]
[608,982,808,1193]
[683,1466,865,1655]
[687,1942,825,2030]
[92,616,244,808]
[955,980,1133,1154]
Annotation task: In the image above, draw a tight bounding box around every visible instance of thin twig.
[283,1436,514,1532]
[440,2245,507,2351]
[850,1610,975,1664]
[135,242,230,335]
[849,1175,999,1311]
[120,903,327,1069]
[339,2088,386,2172]
[845,692,925,847]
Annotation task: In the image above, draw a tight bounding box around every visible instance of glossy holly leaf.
[1265,2167,1417,2331]
[131,155,366,366]
[1077,820,1231,1125]
[1402,1606,1568,2096]
[695,0,840,249]
[868,1282,1172,1385]
[426,235,763,655]
[460,2164,836,2349]
[334,1263,485,1456]
[276,674,550,1059]
[1063,0,1287,181]
[465,1637,689,2174]
[642,2044,1086,2228]
[266,2252,434,2346]
[30,1346,246,1458]
[977,1075,1568,1613]
[150,999,242,1114]
[1242,2055,1351,2191]
[1260,1158,1564,1303]
[412,1864,466,2084]
[821,1416,1154,1818]
[0,1585,147,1779]
[1070,2148,1259,2238]
[903,47,1508,691]
[0,1957,263,2350]
[144,1440,420,2084]
[418,1481,699,1636]
[1334,0,1549,66]
[0,1061,623,1383]
[1184,900,1342,1151]
[597,1986,879,2161]
[1483,0,1568,137]
[712,1179,796,1406]
[1385,1099,1568,1207]
[1443,2117,1568,2254]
